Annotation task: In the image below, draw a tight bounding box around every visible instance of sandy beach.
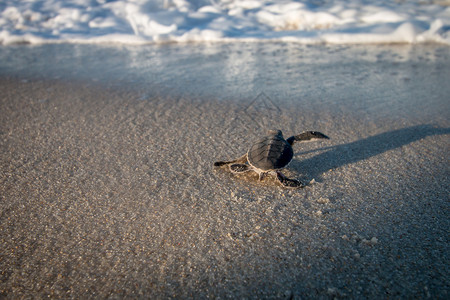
[0,44,449,298]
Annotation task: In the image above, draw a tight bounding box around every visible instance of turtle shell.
[247,130,294,171]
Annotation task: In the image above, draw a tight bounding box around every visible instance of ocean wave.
[0,0,449,45]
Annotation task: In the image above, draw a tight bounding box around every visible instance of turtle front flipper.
[230,164,250,173]
[214,154,247,167]
[286,131,329,145]
[276,171,304,188]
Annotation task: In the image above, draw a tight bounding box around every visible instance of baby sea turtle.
[214,129,329,188]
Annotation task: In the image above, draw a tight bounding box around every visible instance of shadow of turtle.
[291,124,450,182]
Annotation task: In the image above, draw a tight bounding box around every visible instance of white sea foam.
[0,0,449,45]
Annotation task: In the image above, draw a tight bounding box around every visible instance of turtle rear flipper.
[214,161,231,167]
[276,172,304,188]
[230,164,250,173]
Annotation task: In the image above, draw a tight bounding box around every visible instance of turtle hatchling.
[214,129,329,188]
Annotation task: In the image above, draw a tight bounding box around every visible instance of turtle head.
[267,129,283,137]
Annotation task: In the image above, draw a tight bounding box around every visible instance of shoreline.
[1,44,449,298]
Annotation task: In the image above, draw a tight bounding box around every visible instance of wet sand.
[0,44,449,298]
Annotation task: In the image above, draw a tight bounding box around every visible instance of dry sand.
[0,44,449,298]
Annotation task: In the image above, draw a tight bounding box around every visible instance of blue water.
[0,43,448,128]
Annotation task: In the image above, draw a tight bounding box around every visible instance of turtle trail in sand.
[214,130,329,188]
